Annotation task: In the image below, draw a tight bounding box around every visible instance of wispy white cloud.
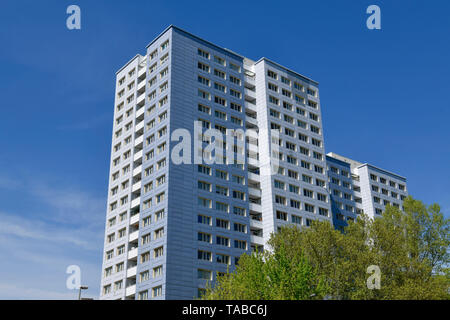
[0,173,105,299]
[0,212,100,250]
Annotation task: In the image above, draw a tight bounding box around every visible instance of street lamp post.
[78,286,88,300]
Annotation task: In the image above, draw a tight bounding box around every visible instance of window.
[161,40,169,50]
[198,181,212,192]
[198,165,211,175]
[233,206,246,216]
[198,48,210,59]
[290,199,300,209]
[198,269,212,280]
[152,286,162,298]
[214,69,226,79]
[269,95,279,105]
[198,75,210,86]
[198,250,212,261]
[154,246,163,258]
[153,265,163,278]
[275,195,286,205]
[198,214,211,225]
[276,210,287,221]
[216,236,230,247]
[292,215,302,224]
[198,232,211,243]
[198,62,210,73]
[216,202,229,212]
[232,190,245,200]
[304,203,315,213]
[267,70,278,79]
[234,240,247,250]
[216,254,230,265]
[229,63,240,72]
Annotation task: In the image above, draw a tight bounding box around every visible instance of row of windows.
[273,180,328,201]
[198,215,248,233]
[140,245,164,263]
[371,184,406,200]
[275,210,317,226]
[198,180,246,198]
[197,48,241,73]
[266,69,317,97]
[141,191,166,210]
[274,165,327,188]
[274,197,329,217]
[197,249,240,265]
[329,166,350,178]
[198,197,246,215]
[373,196,402,208]
[267,83,317,109]
[137,286,163,300]
[369,174,406,191]
[198,232,248,248]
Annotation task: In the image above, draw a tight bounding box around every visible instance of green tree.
[202,196,449,300]
[201,240,327,300]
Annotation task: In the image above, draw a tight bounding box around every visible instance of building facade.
[326,152,408,231]
[100,25,407,300]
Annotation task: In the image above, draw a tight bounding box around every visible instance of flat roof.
[255,57,319,85]
[116,25,318,84]
[145,25,244,61]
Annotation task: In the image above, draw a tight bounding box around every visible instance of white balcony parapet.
[134,135,143,147]
[249,202,262,213]
[248,172,260,183]
[125,284,136,297]
[133,150,143,162]
[126,266,137,278]
[135,105,145,118]
[130,213,140,226]
[132,181,141,193]
[129,230,139,242]
[249,187,261,198]
[132,165,142,177]
[250,235,264,246]
[131,197,140,209]
[135,120,144,132]
[128,248,138,259]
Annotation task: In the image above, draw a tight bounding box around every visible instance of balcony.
[249,202,262,213]
[137,78,146,91]
[245,100,257,113]
[133,150,143,162]
[132,181,141,193]
[136,92,145,106]
[126,266,137,278]
[250,235,264,246]
[129,212,140,226]
[245,115,258,127]
[132,164,141,176]
[128,248,138,259]
[135,120,144,133]
[125,284,136,297]
[250,218,263,229]
[134,135,143,148]
[248,172,260,183]
[129,230,139,242]
[135,105,145,119]
[248,187,261,198]
[138,67,146,77]
[130,197,140,209]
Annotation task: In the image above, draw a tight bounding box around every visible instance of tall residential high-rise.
[326,152,408,231]
[100,25,407,300]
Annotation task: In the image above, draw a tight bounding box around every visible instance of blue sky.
[0,0,449,299]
